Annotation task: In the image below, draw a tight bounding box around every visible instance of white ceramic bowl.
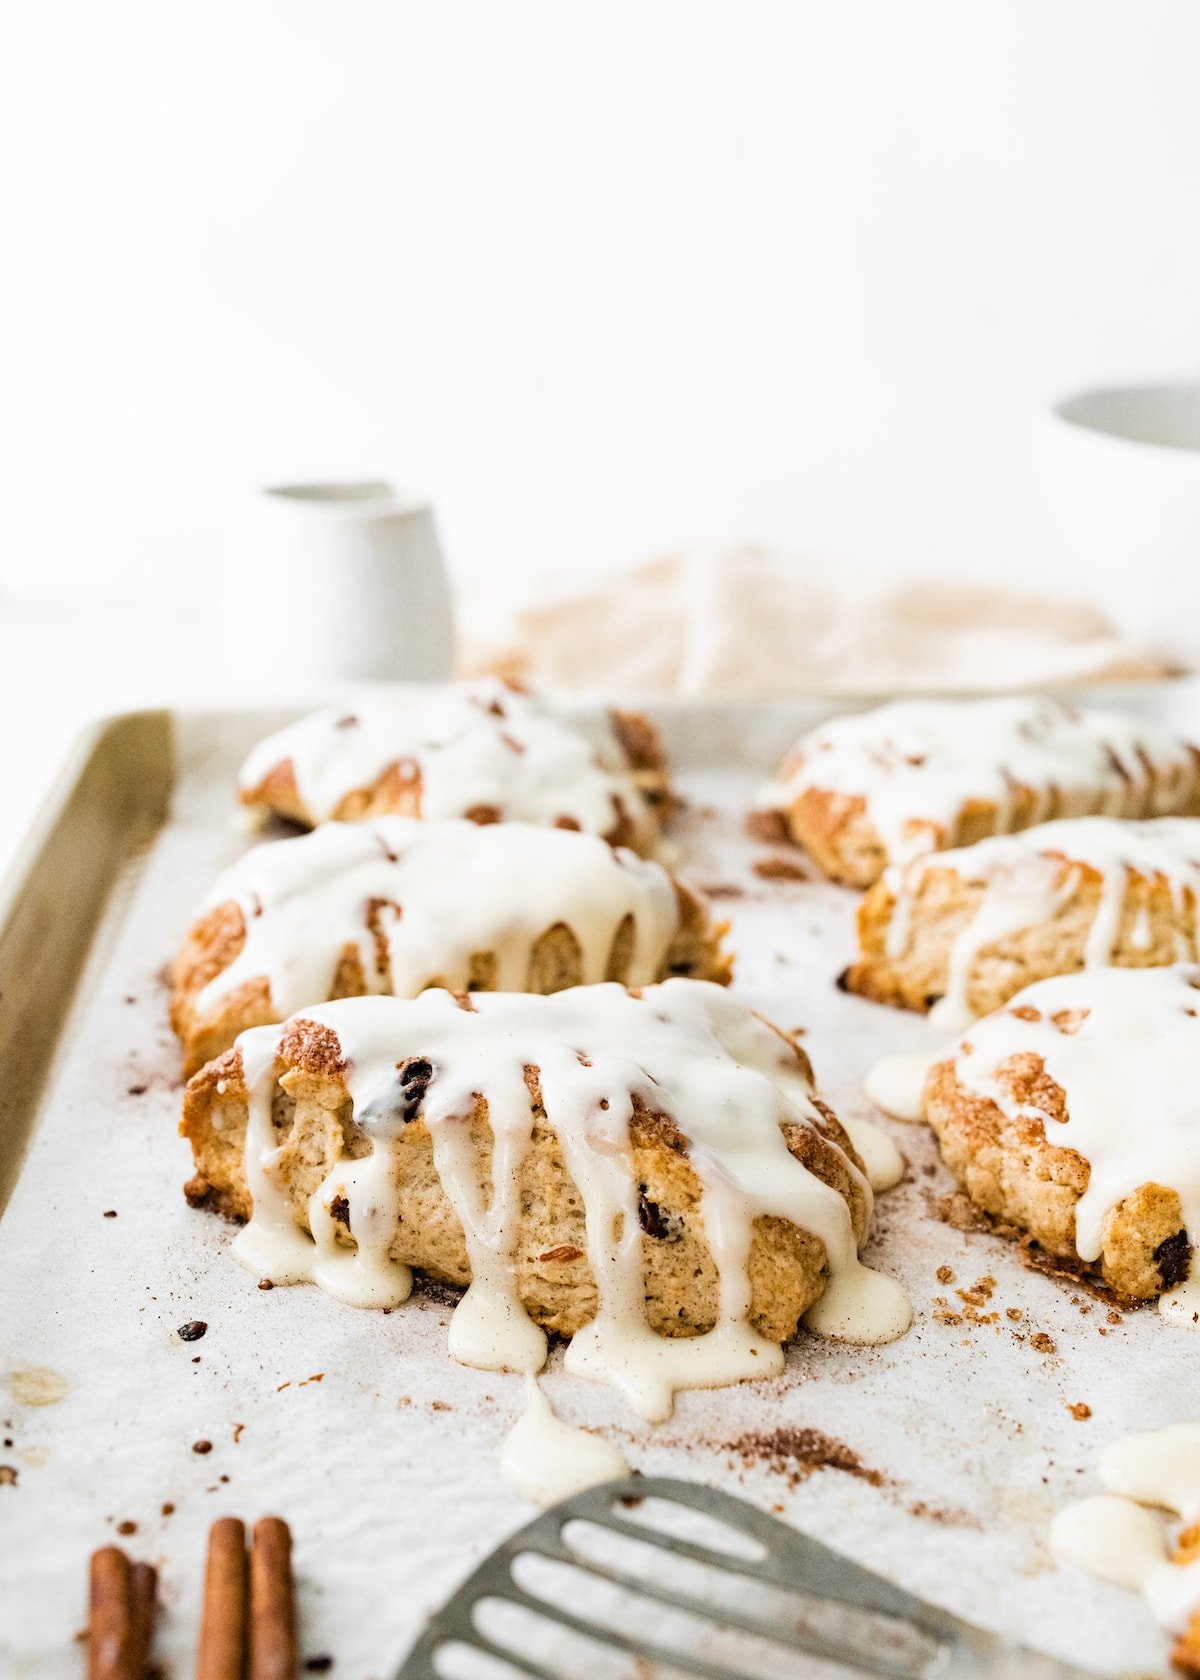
[1041,382,1200,667]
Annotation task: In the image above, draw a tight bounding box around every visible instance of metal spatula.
[396,1475,1139,1679]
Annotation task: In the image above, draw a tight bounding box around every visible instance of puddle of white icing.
[949,966,1200,1323]
[237,678,658,847]
[194,816,683,1026]
[773,697,1200,868]
[1053,1422,1200,1635]
[500,1380,630,1507]
[878,817,1200,1029]
[1052,1494,1170,1595]
[863,1050,942,1124]
[231,980,911,1421]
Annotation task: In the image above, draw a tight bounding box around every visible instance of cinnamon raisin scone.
[237,678,670,853]
[171,817,731,1074]
[923,965,1200,1311]
[181,980,910,1419]
[845,816,1200,1027]
[762,696,1200,887]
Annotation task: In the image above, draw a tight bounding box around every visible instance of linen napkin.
[461,547,1167,694]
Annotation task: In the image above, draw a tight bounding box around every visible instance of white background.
[3,0,1200,612]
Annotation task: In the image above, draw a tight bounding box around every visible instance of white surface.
[5,2,1200,615]
[1042,383,1200,666]
[1,702,1197,1677]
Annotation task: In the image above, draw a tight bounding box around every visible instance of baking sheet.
[5,689,1200,1678]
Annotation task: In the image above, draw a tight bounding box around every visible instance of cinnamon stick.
[128,1561,157,1677]
[88,1547,134,1680]
[197,1517,248,1680]
[249,1516,298,1680]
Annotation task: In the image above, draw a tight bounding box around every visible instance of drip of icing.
[232,981,911,1421]
[193,817,682,1024]
[775,697,1200,867]
[500,1380,631,1506]
[878,817,1200,1030]
[1053,1422,1200,1635]
[231,1024,415,1307]
[840,1117,906,1191]
[238,678,657,846]
[948,965,1200,1323]
[863,1050,942,1123]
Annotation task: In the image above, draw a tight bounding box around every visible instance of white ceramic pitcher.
[224,481,455,686]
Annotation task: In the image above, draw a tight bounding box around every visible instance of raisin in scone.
[171,817,731,1074]
[181,981,910,1419]
[762,696,1200,887]
[923,965,1200,1311]
[237,678,670,853]
[845,816,1200,1027]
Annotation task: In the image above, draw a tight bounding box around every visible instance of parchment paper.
[5,693,1200,1679]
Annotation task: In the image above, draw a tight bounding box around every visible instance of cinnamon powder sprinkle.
[1067,1402,1092,1421]
[721,1427,884,1490]
[1030,1333,1057,1355]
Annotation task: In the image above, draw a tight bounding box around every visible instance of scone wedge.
[845,816,1200,1026]
[923,966,1200,1310]
[170,817,731,1074]
[764,696,1200,887]
[237,678,671,854]
[182,981,909,1417]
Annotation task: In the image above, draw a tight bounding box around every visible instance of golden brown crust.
[780,752,1200,887]
[180,1031,867,1345]
[782,784,1073,889]
[845,857,1198,1016]
[170,876,732,1076]
[924,1053,1191,1301]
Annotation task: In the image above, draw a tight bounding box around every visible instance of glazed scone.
[845,817,1200,1027]
[923,965,1200,1311]
[763,696,1200,887]
[170,817,732,1074]
[237,678,670,854]
[181,981,910,1419]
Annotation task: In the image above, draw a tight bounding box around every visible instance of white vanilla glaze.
[839,1117,906,1191]
[864,1050,942,1124]
[231,980,911,1421]
[500,1379,631,1506]
[191,816,684,1024]
[776,696,1200,867]
[1053,1423,1200,1635]
[880,816,1200,1030]
[238,679,659,848]
[948,965,1200,1324]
